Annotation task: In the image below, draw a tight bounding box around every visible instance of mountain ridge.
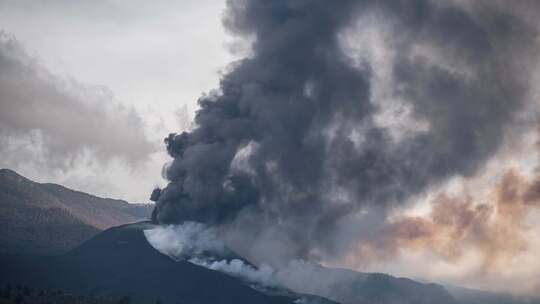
[0,168,152,255]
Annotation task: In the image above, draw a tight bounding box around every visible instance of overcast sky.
[0,0,232,202]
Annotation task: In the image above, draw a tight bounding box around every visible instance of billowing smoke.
[144,223,365,303]
[145,223,280,288]
[150,0,540,270]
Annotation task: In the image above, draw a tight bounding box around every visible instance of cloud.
[0,31,155,171]
[354,170,540,268]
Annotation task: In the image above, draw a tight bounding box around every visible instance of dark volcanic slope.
[0,168,152,255]
[0,222,297,304]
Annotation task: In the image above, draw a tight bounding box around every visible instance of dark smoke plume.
[151,0,539,262]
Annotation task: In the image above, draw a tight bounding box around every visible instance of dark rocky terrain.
[0,222,307,304]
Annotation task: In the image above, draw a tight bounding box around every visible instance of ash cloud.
[151,0,540,269]
[0,32,155,170]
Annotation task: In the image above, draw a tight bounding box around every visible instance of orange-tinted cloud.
[348,130,540,277]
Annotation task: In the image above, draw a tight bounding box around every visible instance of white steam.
[189,257,279,287]
[143,222,360,304]
[144,222,279,286]
[143,222,226,260]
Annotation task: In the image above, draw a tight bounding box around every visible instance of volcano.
[0,221,335,304]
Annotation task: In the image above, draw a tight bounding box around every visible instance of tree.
[22,286,31,296]
[14,293,23,304]
[1,285,12,299]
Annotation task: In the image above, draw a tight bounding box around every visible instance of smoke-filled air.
[145,0,540,297]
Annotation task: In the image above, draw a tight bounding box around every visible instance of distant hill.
[277,264,457,304]
[0,168,152,255]
[446,285,540,304]
[272,262,539,304]
[0,222,313,304]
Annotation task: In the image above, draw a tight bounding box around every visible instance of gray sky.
[0,0,231,202]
